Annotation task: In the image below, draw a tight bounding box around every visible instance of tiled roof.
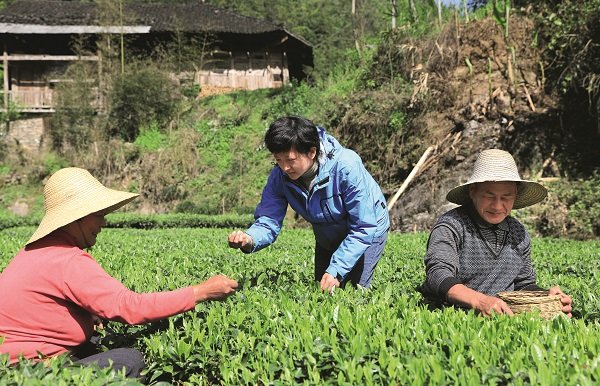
[0,0,287,35]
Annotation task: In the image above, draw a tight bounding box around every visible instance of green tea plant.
[0,227,599,384]
[0,213,254,231]
[0,350,139,385]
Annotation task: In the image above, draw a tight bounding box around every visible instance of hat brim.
[26,189,138,245]
[446,180,547,209]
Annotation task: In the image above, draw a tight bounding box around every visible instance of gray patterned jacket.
[420,205,539,303]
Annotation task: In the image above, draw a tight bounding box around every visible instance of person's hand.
[447,284,513,317]
[475,294,514,317]
[193,275,238,303]
[228,231,253,252]
[320,273,340,293]
[549,286,573,318]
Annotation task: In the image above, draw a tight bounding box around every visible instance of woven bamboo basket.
[497,291,562,320]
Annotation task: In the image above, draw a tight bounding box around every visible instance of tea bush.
[1,227,599,384]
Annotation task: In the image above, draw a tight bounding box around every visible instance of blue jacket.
[245,127,390,280]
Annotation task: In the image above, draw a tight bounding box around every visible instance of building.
[0,0,313,151]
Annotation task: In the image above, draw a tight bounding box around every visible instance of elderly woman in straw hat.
[419,149,572,317]
[0,167,238,377]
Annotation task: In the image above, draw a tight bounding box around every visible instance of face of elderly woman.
[65,212,107,249]
[469,181,517,225]
[272,146,317,180]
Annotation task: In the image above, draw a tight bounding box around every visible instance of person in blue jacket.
[228,116,390,292]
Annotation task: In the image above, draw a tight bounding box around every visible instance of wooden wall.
[196,50,289,92]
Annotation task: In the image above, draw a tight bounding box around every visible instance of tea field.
[1,226,600,385]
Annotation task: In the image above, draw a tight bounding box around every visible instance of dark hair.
[265,116,320,156]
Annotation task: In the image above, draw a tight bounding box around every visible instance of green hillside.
[0,0,598,238]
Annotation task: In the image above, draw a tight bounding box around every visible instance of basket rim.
[497,290,561,305]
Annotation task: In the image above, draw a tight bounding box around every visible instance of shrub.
[50,61,101,152]
[105,212,253,229]
[0,353,136,385]
[525,175,600,239]
[265,80,315,122]
[134,122,168,152]
[0,214,40,230]
[109,65,181,142]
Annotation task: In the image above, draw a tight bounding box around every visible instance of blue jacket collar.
[315,126,341,186]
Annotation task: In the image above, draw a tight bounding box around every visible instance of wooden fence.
[8,89,54,111]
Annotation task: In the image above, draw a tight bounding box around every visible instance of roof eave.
[0,23,150,34]
[282,28,312,48]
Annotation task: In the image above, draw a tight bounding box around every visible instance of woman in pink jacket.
[0,167,238,378]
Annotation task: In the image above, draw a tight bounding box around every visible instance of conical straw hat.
[26,167,139,245]
[446,149,547,209]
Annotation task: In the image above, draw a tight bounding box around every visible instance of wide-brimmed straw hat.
[446,149,547,209]
[26,167,139,245]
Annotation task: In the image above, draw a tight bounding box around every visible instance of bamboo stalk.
[522,83,536,112]
[387,146,434,211]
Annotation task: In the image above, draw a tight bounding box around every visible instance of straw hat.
[446,149,547,209]
[26,167,139,245]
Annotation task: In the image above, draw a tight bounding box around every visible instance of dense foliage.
[0,227,599,384]
[0,2,598,383]
[0,213,253,231]
[0,354,136,385]
[106,213,253,230]
[531,0,600,96]
[204,0,478,81]
[109,66,180,142]
[0,0,598,238]
[526,175,600,239]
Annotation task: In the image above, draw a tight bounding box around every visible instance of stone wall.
[6,116,49,154]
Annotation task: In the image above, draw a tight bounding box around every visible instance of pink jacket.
[0,230,195,363]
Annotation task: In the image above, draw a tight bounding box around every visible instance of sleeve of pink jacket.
[61,250,197,325]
